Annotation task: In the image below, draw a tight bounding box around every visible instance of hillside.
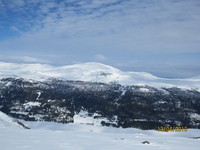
[0,62,200,90]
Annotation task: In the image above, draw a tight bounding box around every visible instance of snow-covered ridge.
[0,61,200,90]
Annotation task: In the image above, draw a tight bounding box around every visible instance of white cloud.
[4,0,25,9]
[2,0,198,53]
[22,56,42,63]
[0,55,49,64]
[1,0,200,77]
[95,54,107,61]
[10,26,22,34]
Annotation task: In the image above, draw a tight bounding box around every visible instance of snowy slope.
[0,61,200,90]
[0,111,28,128]
[0,121,200,150]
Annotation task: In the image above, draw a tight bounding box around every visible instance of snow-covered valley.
[0,111,199,150]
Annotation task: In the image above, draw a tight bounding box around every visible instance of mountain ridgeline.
[0,77,200,130]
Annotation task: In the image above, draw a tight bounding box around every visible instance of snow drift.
[0,111,29,129]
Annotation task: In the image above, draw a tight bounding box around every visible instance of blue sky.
[0,0,200,78]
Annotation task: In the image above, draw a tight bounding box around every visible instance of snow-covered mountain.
[0,61,200,130]
[0,77,200,129]
[0,61,200,90]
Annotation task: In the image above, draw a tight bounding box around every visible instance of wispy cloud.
[0,55,49,64]
[95,54,107,61]
[1,0,199,51]
[0,0,200,77]
[21,56,47,63]
[10,26,23,34]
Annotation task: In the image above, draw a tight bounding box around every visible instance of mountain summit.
[0,61,199,90]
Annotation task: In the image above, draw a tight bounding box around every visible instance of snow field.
[0,121,200,150]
